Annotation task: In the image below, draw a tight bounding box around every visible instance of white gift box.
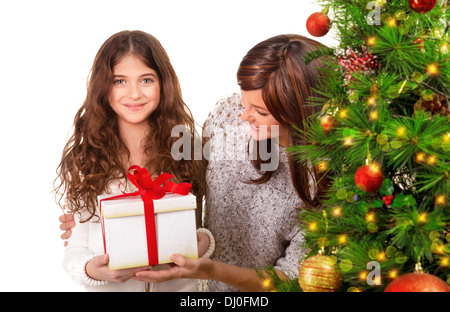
[98,192,198,270]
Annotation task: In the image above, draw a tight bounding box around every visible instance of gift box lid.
[98,192,197,219]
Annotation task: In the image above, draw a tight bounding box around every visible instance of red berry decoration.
[337,46,378,80]
[409,0,437,13]
[384,272,450,292]
[306,12,331,37]
[382,194,394,206]
[354,164,383,192]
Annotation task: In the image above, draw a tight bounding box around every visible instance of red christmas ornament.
[354,164,383,192]
[409,0,437,13]
[384,272,450,292]
[306,12,331,37]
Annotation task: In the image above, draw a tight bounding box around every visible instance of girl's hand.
[131,254,214,283]
[86,254,151,283]
[59,212,75,246]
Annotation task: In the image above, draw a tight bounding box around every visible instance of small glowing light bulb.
[367,36,376,46]
[344,137,353,146]
[427,63,439,75]
[436,195,446,205]
[387,18,397,27]
[369,110,379,120]
[317,161,327,172]
[332,207,342,217]
[396,126,406,137]
[366,212,375,222]
[415,152,425,162]
[418,213,427,223]
[338,234,348,244]
[388,270,398,279]
[427,155,437,165]
[339,109,348,119]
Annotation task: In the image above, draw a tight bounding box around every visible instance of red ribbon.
[100,165,192,265]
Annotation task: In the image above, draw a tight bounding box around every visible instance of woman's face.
[109,54,161,129]
[240,89,289,146]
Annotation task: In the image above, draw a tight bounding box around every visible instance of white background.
[0,0,337,291]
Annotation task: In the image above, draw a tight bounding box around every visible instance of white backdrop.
[0,0,337,291]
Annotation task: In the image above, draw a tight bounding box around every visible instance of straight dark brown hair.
[237,34,328,209]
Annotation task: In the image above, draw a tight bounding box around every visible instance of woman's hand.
[59,212,75,246]
[86,254,151,283]
[133,254,284,291]
[131,254,215,283]
[130,229,212,282]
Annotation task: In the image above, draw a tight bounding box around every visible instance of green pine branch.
[265,0,450,292]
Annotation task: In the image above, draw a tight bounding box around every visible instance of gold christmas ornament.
[298,253,342,292]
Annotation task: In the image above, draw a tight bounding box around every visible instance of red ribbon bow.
[100,165,192,265]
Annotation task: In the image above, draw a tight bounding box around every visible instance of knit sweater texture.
[204,93,306,292]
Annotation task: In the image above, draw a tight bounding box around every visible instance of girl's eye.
[142,78,153,84]
[114,79,126,85]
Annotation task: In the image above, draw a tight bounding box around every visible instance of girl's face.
[240,89,289,146]
[109,54,161,129]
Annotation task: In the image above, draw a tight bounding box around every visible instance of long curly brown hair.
[54,30,206,224]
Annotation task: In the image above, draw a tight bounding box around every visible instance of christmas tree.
[263,0,450,292]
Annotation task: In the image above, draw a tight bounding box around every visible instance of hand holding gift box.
[98,165,198,270]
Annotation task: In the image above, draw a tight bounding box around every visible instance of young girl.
[55,30,213,292]
[60,34,327,292]
[130,34,329,291]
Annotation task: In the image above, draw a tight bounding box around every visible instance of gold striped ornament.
[298,254,342,292]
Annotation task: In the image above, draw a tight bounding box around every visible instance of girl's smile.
[123,103,147,112]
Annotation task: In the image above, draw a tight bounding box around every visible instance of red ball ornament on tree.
[409,0,437,13]
[354,164,383,192]
[306,12,331,37]
[384,272,450,292]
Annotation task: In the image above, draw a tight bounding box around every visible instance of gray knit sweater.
[204,93,306,292]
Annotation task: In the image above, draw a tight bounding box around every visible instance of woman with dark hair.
[129,34,329,291]
[55,30,212,291]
